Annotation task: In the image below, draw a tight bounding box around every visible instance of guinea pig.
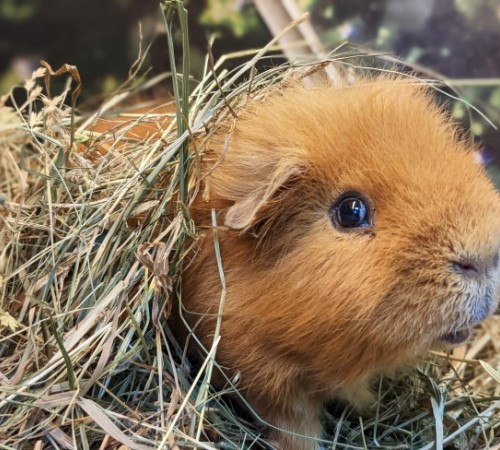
[180,76,500,450]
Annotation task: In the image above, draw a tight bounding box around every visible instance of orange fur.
[181,77,500,449]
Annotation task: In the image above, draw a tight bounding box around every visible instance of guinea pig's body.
[181,77,500,450]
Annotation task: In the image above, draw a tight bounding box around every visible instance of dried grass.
[0,3,499,449]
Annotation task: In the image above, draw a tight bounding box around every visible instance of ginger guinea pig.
[181,77,500,450]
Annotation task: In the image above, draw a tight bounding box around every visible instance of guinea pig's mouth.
[439,328,471,345]
[438,290,497,345]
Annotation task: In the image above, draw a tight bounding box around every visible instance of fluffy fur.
[180,77,500,450]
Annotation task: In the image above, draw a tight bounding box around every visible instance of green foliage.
[199,0,260,37]
[490,87,500,110]
[0,0,39,21]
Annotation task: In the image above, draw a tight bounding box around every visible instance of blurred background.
[1,0,500,177]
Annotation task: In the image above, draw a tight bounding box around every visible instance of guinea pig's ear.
[224,160,305,231]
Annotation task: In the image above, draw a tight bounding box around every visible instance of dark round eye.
[329,195,371,229]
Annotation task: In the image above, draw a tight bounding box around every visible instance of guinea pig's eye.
[329,194,371,230]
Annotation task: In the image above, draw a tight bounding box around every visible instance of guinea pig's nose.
[451,253,499,278]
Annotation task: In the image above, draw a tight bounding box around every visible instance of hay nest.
[1,10,500,450]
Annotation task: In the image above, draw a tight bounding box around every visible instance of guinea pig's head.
[205,77,500,386]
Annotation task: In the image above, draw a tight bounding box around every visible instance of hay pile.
[1,6,500,450]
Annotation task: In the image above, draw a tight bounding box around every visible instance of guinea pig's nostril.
[492,253,499,270]
[450,255,499,277]
[451,259,482,277]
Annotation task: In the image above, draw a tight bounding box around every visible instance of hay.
[1,4,500,450]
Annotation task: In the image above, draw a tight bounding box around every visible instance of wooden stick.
[253,0,344,81]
